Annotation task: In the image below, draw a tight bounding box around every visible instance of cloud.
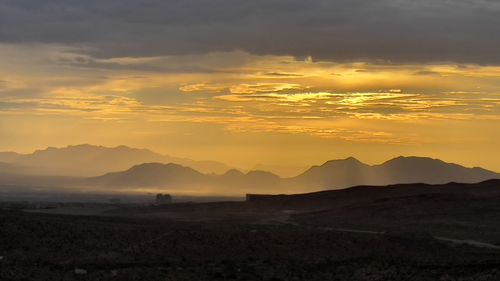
[223,121,415,144]
[0,42,499,150]
[1,0,499,64]
[1,44,499,124]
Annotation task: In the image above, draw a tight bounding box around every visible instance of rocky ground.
[2,209,500,281]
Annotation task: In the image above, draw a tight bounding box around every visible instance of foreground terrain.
[2,210,500,281]
[2,180,500,280]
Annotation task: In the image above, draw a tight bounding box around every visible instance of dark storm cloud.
[1,0,499,64]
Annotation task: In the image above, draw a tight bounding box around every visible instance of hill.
[289,156,499,190]
[84,163,282,194]
[105,179,500,243]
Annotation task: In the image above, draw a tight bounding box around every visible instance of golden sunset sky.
[0,1,499,171]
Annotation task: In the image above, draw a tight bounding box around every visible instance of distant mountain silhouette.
[86,163,206,187]
[81,156,499,194]
[0,144,232,176]
[375,156,497,184]
[84,163,282,193]
[290,157,371,188]
[0,147,498,195]
[289,156,499,190]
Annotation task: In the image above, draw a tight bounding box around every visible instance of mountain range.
[0,144,498,195]
[0,144,232,176]
[82,156,499,195]
[84,163,282,194]
[288,156,499,189]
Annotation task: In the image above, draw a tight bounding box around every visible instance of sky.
[0,0,499,171]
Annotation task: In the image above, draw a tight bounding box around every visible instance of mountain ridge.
[0,144,233,176]
[1,145,499,195]
[84,162,282,193]
[81,156,500,194]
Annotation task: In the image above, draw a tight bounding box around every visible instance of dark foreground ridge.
[2,179,500,280]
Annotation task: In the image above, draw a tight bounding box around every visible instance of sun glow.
[0,46,499,170]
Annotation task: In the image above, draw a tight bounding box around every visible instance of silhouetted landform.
[245,194,279,201]
[242,179,500,211]
[0,144,232,176]
[0,151,498,196]
[83,163,281,194]
[3,180,500,280]
[82,157,499,194]
[289,156,499,189]
[101,180,500,243]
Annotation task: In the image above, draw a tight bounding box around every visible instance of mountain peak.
[112,145,134,151]
[128,162,185,171]
[246,170,280,178]
[224,169,245,177]
[69,144,98,148]
[383,156,445,166]
[321,157,365,167]
[35,144,104,153]
[345,156,361,162]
